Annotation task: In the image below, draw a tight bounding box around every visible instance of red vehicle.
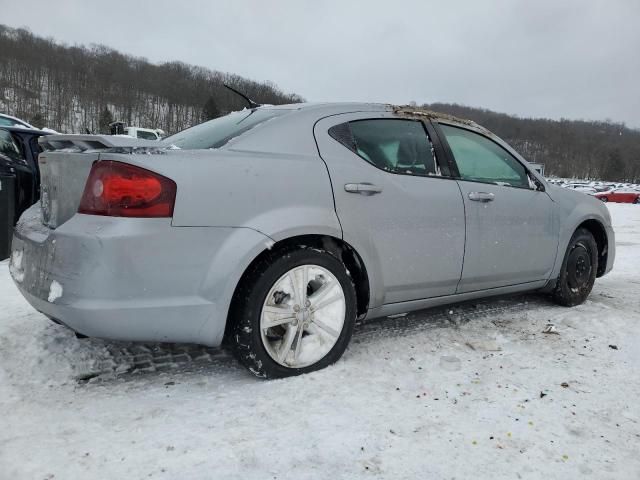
[594,188,640,204]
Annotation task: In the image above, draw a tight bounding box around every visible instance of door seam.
[453,179,467,294]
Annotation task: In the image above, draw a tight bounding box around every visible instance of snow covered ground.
[1,204,639,479]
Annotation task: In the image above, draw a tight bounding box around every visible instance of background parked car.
[0,126,50,222]
[109,121,164,140]
[0,113,34,129]
[595,188,640,204]
[592,185,614,193]
[124,126,164,140]
[563,184,597,195]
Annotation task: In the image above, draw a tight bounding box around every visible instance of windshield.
[163,109,288,149]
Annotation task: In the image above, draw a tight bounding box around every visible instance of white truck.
[123,126,165,140]
[109,122,164,140]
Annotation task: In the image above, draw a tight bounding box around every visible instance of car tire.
[600,197,608,202]
[634,197,639,204]
[552,228,598,307]
[231,246,357,378]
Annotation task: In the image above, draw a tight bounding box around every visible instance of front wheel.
[552,228,598,306]
[634,196,639,204]
[600,197,609,202]
[231,247,357,378]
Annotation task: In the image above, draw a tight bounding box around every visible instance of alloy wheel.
[260,264,346,368]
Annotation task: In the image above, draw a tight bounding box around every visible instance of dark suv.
[0,126,49,222]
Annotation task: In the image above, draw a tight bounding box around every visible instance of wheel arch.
[576,219,609,277]
[224,233,371,341]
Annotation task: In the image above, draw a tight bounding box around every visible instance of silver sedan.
[10,103,615,378]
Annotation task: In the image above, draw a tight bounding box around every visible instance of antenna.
[223,83,261,109]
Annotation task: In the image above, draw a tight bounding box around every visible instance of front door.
[437,123,558,293]
[314,113,466,307]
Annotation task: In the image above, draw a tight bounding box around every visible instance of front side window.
[440,124,529,188]
[329,119,438,176]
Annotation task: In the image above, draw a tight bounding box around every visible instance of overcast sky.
[2,0,639,127]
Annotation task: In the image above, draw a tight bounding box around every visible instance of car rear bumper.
[10,204,271,346]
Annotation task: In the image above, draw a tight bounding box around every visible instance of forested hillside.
[0,25,302,135]
[425,103,640,182]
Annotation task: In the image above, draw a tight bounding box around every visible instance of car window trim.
[424,120,457,178]
[433,120,540,191]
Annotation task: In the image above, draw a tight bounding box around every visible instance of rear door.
[436,122,558,293]
[314,113,465,307]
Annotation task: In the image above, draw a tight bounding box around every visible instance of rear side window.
[440,124,529,188]
[164,109,288,149]
[329,119,438,176]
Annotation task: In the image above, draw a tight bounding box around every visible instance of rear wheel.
[552,228,598,306]
[231,247,357,378]
[634,196,639,204]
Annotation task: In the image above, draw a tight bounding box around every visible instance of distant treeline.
[0,25,302,135]
[424,103,640,182]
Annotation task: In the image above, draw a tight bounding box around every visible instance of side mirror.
[528,173,545,192]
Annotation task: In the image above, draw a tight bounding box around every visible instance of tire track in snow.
[354,293,554,340]
[77,293,553,382]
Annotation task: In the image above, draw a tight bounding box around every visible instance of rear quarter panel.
[105,149,342,241]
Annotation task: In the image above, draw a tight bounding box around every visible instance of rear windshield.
[0,116,20,127]
[163,109,288,149]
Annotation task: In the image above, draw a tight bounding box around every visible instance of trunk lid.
[37,135,163,228]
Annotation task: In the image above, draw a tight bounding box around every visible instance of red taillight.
[78,161,177,218]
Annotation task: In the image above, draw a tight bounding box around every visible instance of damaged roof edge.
[390,104,489,132]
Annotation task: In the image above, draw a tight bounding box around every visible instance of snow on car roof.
[391,105,480,127]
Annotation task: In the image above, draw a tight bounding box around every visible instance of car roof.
[260,102,483,129]
[0,125,50,135]
[219,101,511,163]
[261,102,387,112]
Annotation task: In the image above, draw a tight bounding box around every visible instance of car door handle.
[344,183,383,195]
[468,192,495,202]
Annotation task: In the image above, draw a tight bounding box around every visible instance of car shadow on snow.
[66,292,558,385]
